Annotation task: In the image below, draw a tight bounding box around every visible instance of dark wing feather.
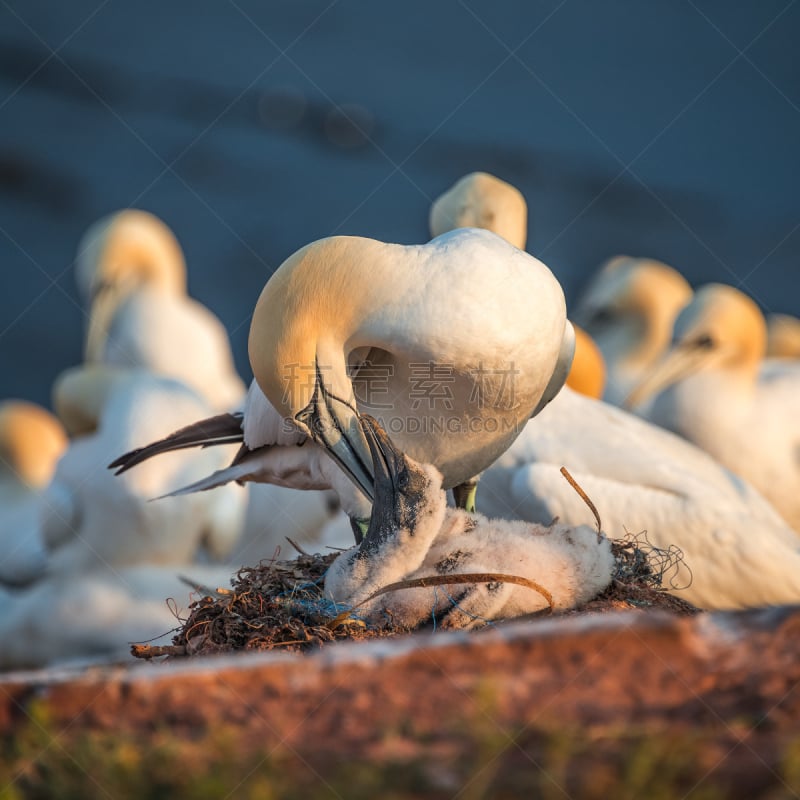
[108,412,245,475]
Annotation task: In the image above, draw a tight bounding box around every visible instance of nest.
[131,529,697,661]
[578,529,697,616]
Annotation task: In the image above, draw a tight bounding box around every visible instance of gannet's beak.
[359,414,429,553]
[624,340,715,409]
[295,361,375,503]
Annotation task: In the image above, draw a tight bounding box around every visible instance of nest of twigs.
[577,529,697,616]
[131,528,697,661]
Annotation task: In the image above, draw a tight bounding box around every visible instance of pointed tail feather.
[109,412,245,475]
[154,453,267,499]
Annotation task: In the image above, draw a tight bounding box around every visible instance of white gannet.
[325,416,614,629]
[75,209,245,412]
[111,228,573,526]
[766,312,800,359]
[0,564,235,671]
[429,172,528,251]
[40,366,247,576]
[626,283,800,532]
[477,322,800,610]
[573,256,692,406]
[0,401,67,585]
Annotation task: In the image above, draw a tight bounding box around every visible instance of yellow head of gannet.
[574,256,692,405]
[626,283,765,408]
[565,325,606,400]
[428,172,528,250]
[247,228,568,503]
[76,209,186,362]
[766,312,800,359]
[0,401,67,490]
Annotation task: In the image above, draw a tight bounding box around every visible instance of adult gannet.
[0,402,67,586]
[473,312,800,610]
[38,366,246,576]
[625,283,800,532]
[573,256,692,406]
[325,416,614,629]
[112,227,573,524]
[0,564,235,670]
[766,312,800,359]
[429,172,528,250]
[75,209,245,412]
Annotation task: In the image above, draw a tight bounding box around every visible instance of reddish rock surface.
[2,607,800,796]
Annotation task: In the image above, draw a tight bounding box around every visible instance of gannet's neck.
[249,236,395,419]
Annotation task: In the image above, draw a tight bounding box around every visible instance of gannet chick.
[325,416,614,629]
[625,284,800,532]
[111,228,571,525]
[573,256,692,406]
[75,209,245,412]
[40,367,246,576]
[766,313,800,359]
[429,172,528,250]
[0,564,235,670]
[0,402,67,586]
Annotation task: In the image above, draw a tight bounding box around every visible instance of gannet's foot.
[452,479,478,513]
[349,516,369,545]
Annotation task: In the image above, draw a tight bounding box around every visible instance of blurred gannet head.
[565,325,606,400]
[429,172,528,250]
[75,210,187,361]
[0,401,67,489]
[574,256,692,402]
[626,283,766,408]
[766,313,800,359]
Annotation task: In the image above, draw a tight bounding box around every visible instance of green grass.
[1,700,797,799]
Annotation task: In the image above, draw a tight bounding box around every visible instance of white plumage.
[0,564,235,671]
[41,367,247,576]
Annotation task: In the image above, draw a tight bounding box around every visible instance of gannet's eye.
[590,308,614,326]
[694,334,715,350]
